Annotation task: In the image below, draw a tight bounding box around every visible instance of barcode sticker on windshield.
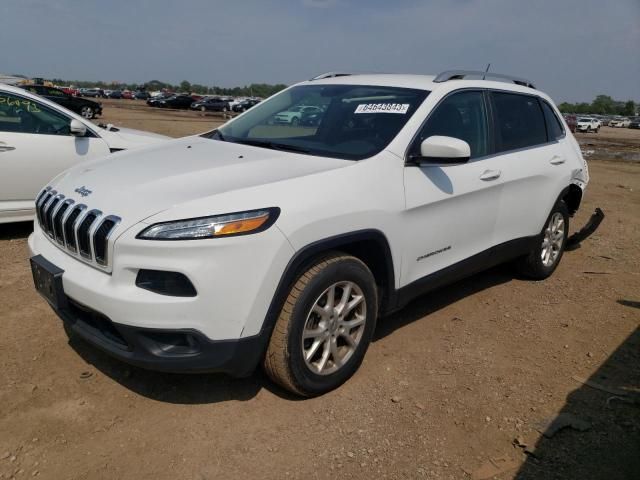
[354,103,410,114]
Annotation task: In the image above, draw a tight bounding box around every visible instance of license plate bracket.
[30,255,67,310]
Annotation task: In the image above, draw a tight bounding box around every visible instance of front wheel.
[80,106,94,119]
[264,254,378,396]
[516,201,569,279]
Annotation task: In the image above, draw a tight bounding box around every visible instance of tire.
[200,106,206,112]
[222,106,228,113]
[516,200,569,280]
[291,117,299,126]
[263,254,378,397]
[80,106,94,119]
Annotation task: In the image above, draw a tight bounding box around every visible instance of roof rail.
[433,70,536,89]
[309,72,355,81]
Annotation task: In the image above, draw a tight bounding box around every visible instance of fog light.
[140,331,200,356]
[136,269,197,297]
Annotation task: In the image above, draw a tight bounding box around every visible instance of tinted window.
[540,101,565,140]
[0,92,70,135]
[412,90,489,158]
[491,92,547,152]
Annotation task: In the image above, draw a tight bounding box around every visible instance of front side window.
[491,92,547,152]
[540,100,565,140]
[0,92,71,135]
[212,84,429,160]
[411,90,489,159]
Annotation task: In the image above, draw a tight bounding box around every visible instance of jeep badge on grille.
[74,186,92,197]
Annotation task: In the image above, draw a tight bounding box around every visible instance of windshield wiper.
[234,139,311,154]
[211,130,226,141]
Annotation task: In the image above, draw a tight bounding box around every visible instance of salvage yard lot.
[1,103,638,479]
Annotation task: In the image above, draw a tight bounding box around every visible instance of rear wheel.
[517,201,569,279]
[263,254,378,396]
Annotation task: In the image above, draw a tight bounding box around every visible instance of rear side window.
[540,101,565,140]
[491,92,547,152]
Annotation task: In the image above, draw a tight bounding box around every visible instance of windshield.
[209,84,429,160]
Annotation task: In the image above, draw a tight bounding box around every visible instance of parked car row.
[145,94,262,113]
[565,113,640,132]
[75,88,152,100]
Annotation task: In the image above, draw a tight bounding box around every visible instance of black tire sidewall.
[287,258,378,395]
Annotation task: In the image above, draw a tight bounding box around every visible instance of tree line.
[49,78,288,98]
[558,95,637,116]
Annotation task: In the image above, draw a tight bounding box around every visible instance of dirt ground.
[1,102,638,480]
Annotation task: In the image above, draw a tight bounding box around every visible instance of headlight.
[136,208,280,240]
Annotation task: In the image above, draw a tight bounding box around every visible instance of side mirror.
[412,136,470,165]
[69,119,87,137]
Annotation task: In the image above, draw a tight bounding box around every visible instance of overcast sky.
[2,0,639,103]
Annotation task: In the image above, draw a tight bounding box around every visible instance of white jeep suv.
[29,71,591,396]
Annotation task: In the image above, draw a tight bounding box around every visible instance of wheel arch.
[253,230,397,358]
[562,184,583,216]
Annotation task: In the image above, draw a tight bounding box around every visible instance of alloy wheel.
[541,212,565,267]
[302,281,367,375]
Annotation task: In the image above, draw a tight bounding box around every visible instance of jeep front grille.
[36,187,121,270]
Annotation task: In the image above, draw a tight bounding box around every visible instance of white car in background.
[273,105,322,125]
[576,117,599,133]
[608,117,630,128]
[0,84,169,223]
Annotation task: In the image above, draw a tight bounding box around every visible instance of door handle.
[0,143,16,153]
[550,155,566,165]
[480,169,501,181]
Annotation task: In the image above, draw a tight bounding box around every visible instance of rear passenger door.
[488,91,573,246]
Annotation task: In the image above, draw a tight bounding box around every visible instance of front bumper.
[51,293,265,376]
[28,219,295,374]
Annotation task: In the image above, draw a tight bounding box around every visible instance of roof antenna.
[482,63,491,80]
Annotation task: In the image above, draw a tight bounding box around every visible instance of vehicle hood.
[97,126,170,150]
[49,136,349,230]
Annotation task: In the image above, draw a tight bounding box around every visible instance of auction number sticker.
[354,103,410,114]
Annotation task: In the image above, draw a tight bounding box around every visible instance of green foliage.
[622,100,636,116]
[559,95,637,116]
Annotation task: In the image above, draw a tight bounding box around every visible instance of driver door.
[0,91,109,218]
[401,90,503,287]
